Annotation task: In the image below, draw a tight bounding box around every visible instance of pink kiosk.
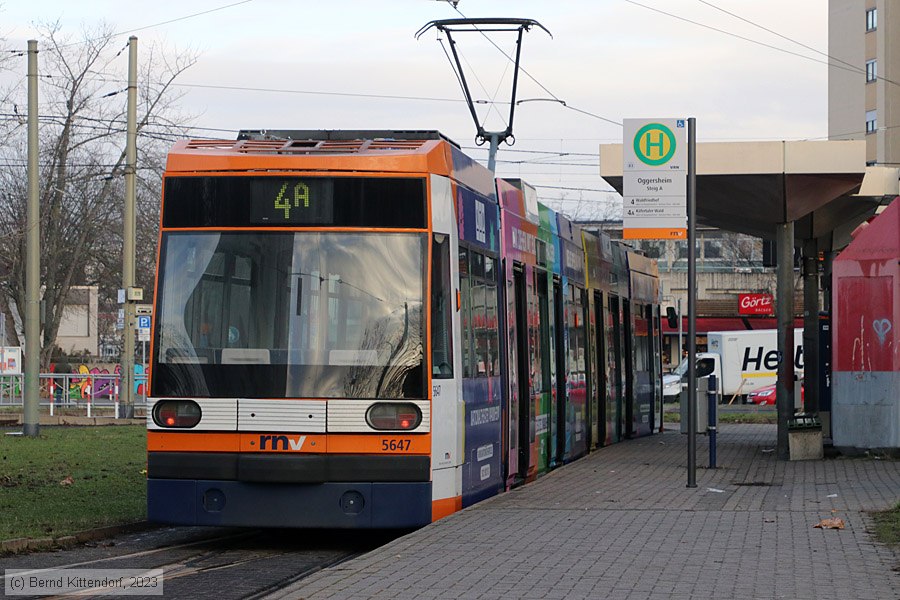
[831,198,900,452]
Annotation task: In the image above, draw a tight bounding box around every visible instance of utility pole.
[24,40,40,437]
[121,36,138,419]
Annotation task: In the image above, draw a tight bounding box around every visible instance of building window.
[866,8,877,32]
[866,59,877,82]
[703,240,723,260]
[866,110,877,134]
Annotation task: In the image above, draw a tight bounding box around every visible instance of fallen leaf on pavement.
[813,517,845,529]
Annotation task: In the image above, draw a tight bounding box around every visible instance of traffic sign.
[623,119,688,239]
[136,304,153,316]
[137,315,151,342]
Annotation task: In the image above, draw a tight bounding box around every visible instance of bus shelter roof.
[599,140,898,251]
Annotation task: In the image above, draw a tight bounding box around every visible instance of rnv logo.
[258,434,307,451]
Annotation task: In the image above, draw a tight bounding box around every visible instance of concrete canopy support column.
[802,239,820,415]
[776,222,796,460]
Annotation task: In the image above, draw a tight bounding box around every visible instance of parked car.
[747,381,804,406]
[662,355,719,401]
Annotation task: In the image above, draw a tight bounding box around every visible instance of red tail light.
[366,403,422,431]
[153,400,201,428]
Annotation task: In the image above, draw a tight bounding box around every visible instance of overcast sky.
[3,0,832,219]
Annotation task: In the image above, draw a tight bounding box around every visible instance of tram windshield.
[152,231,427,399]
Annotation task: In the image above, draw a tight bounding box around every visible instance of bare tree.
[0,22,197,366]
[716,231,763,269]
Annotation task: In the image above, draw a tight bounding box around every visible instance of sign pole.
[686,117,697,488]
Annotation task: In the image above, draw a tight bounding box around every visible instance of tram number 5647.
[382,439,411,452]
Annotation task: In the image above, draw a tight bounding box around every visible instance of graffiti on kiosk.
[49,363,145,400]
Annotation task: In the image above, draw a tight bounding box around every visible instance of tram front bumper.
[147,478,432,528]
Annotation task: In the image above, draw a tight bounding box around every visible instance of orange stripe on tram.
[432,496,462,522]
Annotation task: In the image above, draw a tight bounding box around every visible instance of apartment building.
[829,1,900,165]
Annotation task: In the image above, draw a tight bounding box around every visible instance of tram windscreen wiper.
[296,276,302,316]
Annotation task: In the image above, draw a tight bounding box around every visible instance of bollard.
[708,374,717,469]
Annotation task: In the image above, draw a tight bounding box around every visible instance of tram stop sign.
[622,119,687,240]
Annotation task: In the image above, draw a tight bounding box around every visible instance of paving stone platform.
[272,424,900,600]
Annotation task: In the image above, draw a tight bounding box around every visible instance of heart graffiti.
[873,318,893,346]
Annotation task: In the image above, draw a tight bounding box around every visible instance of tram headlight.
[153,400,202,428]
[366,402,422,431]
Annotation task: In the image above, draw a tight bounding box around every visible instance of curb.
[0,522,154,556]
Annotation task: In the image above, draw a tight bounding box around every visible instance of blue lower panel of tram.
[148,479,432,528]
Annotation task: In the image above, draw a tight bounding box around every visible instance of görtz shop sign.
[738,293,774,315]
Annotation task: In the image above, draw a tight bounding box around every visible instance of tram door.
[610,295,624,442]
[553,277,566,465]
[623,300,634,438]
[513,266,531,480]
[594,291,607,446]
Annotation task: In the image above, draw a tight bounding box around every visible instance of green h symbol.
[645,131,665,158]
[633,123,676,166]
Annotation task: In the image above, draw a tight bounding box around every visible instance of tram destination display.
[163,175,426,229]
[250,178,333,225]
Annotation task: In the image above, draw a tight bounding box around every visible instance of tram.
[146,130,661,528]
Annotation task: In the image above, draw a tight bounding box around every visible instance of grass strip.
[0,425,146,541]
[871,501,900,548]
[663,411,777,425]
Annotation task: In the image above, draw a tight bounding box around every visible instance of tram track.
[4,527,399,600]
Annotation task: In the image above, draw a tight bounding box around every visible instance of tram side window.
[472,280,488,376]
[537,272,551,393]
[633,307,650,373]
[459,248,473,377]
[566,285,587,389]
[432,235,454,378]
[530,270,544,393]
[482,256,499,377]
[459,248,499,378]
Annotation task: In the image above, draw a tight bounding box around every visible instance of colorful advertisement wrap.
[458,186,500,251]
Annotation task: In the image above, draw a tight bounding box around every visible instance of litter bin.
[680,377,715,434]
[788,414,823,460]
